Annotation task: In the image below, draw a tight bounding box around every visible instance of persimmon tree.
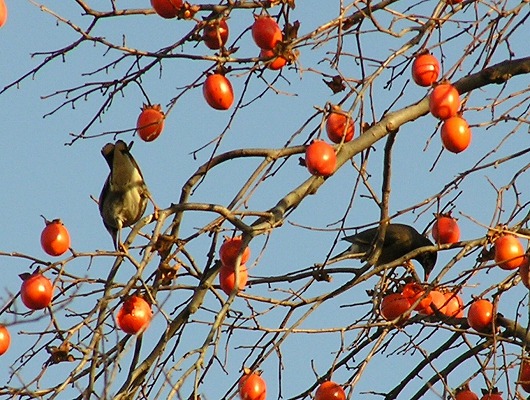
[0,1,529,399]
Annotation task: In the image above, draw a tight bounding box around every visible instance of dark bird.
[99,140,149,249]
[336,223,437,280]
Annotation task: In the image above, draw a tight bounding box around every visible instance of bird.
[98,140,150,249]
[334,223,437,280]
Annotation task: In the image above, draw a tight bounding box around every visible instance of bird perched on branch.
[99,140,150,249]
[334,223,437,280]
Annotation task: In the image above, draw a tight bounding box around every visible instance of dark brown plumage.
[337,223,437,279]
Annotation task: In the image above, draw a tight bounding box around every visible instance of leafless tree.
[1,0,529,399]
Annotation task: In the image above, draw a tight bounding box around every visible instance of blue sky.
[0,1,529,399]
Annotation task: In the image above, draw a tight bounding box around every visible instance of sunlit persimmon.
[239,370,266,400]
[41,218,71,256]
[20,272,54,310]
[150,0,182,18]
[326,108,354,144]
[219,264,248,295]
[441,292,464,318]
[116,295,153,335]
[441,116,472,153]
[219,236,251,268]
[203,18,229,49]
[419,289,446,316]
[0,325,10,355]
[260,48,287,70]
[251,15,282,50]
[429,83,460,120]
[203,73,234,110]
[137,104,165,142]
[305,140,336,177]
[402,282,430,312]
[380,293,411,322]
[314,380,346,400]
[455,386,479,400]
[467,299,494,332]
[479,387,503,400]
[0,0,7,28]
[432,214,460,244]
[494,234,526,270]
[412,53,440,86]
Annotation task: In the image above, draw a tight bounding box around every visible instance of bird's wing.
[341,224,416,262]
[342,226,378,253]
[337,224,436,277]
[98,178,119,247]
[98,175,110,213]
[342,226,377,245]
[382,224,416,250]
[374,224,429,264]
[342,225,412,247]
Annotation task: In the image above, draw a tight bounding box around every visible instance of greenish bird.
[99,140,149,249]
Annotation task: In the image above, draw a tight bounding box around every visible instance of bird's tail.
[329,248,366,262]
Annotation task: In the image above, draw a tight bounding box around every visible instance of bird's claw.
[117,241,129,253]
